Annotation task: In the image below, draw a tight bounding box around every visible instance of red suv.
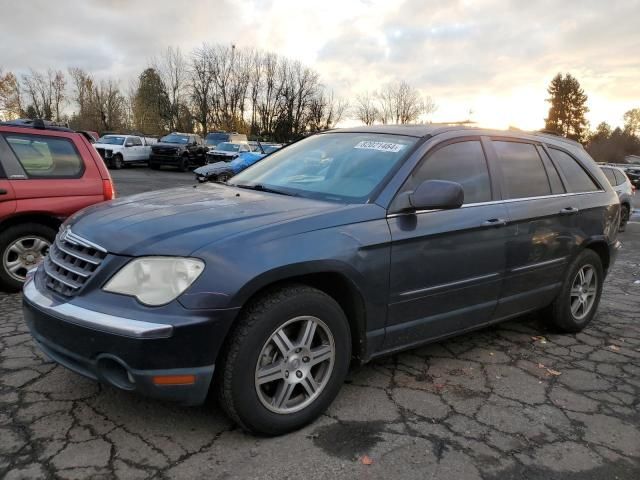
[0,120,115,290]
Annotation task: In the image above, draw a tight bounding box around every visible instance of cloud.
[0,0,638,128]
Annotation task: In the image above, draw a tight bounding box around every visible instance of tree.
[544,73,589,142]
[0,70,23,120]
[190,45,215,133]
[354,92,378,126]
[623,108,640,137]
[155,46,189,131]
[133,68,170,135]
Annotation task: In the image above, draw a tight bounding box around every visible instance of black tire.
[178,155,190,172]
[217,284,351,435]
[546,249,603,333]
[112,154,123,170]
[0,223,56,291]
[619,204,630,232]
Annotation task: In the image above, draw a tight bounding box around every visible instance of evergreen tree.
[623,108,640,136]
[133,68,171,135]
[544,73,589,142]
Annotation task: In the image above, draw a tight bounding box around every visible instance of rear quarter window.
[613,169,627,186]
[3,134,84,178]
[548,148,600,193]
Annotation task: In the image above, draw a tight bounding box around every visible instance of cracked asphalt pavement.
[1,168,639,479]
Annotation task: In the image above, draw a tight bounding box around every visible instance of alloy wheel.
[2,236,50,282]
[570,264,598,320]
[255,316,335,414]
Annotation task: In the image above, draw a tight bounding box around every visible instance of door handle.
[483,218,508,227]
[559,207,579,215]
[0,189,7,195]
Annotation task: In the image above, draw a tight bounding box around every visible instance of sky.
[1,0,639,130]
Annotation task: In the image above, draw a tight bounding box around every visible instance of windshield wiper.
[233,184,298,197]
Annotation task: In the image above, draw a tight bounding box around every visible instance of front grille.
[95,148,112,159]
[43,228,107,297]
[153,148,177,155]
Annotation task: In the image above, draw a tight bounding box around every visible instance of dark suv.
[23,125,620,435]
[149,133,206,171]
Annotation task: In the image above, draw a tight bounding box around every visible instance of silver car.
[600,165,634,231]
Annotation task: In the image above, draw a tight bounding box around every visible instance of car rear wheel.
[546,249,603,333]
[0,223,55,291]
[619,204,630,232]
[217,284,351,435]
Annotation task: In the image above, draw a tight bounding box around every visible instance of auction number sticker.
[354,141,406,153]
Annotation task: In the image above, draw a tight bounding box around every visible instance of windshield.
[205,133,229,145]
[161,134,189,144]
[230,133,417,203]
[97,136,125,145]
[263,145,281,154]
[217,142,240,152]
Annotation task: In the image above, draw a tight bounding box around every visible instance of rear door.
[0,130,103,218]
[487,138,580,319]
[0,140,17,220]
[384,138,511,351]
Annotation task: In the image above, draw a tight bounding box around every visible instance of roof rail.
[531,129,584,147]
[0,118,73,132]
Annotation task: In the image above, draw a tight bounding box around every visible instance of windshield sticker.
[354,141,406,153]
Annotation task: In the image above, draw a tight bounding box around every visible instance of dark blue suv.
[23,125,621,435]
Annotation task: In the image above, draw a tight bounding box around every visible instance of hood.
[94,143,122,149]
[209,149,238,156]
[68,184,354,256]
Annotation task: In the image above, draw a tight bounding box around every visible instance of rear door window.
[3,134,84,178]
[398,140,492,205]
[601,168,616,186]
[548,148,600,193]
[492,140,551,199]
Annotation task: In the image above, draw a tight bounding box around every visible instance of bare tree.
[307,90,349,131]
[354,91,378,125]
[51,70,66,122]
[376,81,436,124]
[22,69,52,119]
[189,44,215,133]
[155,46,188,131]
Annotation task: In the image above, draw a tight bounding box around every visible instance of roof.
[327,124,583,147]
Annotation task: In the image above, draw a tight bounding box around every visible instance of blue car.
[194,151,265,183]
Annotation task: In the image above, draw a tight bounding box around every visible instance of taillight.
[103,179,116,200]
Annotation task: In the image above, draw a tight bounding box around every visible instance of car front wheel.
[217,284,351,435]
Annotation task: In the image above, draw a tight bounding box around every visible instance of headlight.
[103,257,204,306]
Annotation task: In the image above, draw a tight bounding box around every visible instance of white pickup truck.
[94,134,157,169]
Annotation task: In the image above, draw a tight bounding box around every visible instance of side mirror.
[395,180,464,211]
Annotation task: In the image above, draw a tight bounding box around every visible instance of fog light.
[152,375,196,386]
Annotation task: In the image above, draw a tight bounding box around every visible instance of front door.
[384,138,511,351]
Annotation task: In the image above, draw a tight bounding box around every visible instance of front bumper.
[22,278,221,405]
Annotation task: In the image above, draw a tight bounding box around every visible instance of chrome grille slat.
[55,238,101,265]
[46,247,90,277]
[43,228,106,297]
